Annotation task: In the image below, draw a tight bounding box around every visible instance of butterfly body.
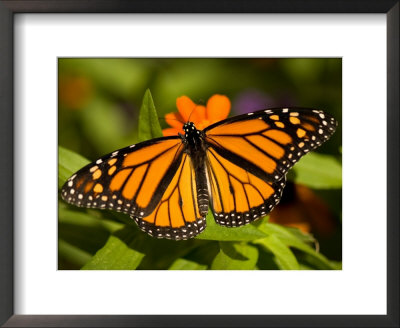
[181,121,209,216]
[62,107,337,240]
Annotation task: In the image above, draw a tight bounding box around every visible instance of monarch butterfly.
[61,107,337,240]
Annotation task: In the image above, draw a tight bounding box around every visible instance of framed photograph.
[1,1,398,327]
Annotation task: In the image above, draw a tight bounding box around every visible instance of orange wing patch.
[110,168,132,191]
[206,147,285,227]
[123,139,180,167]
[122,164,148,200]
[245,134,285,159]
[135,145,182,208]
[263,129,292,144]
[207,119,269,135]
[208,135,277,174]
[131,154,206,240]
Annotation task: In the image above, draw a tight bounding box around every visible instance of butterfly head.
[183,122,201,137]
[182,122,203,151]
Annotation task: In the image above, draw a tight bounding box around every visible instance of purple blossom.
[233,89,278,115]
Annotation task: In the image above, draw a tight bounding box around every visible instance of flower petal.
[206,94,231,123]
[189,105,206,126]
[162,128,182,136]
[165,112,184,129]
[196,120,211,131]
[176,96,196,122]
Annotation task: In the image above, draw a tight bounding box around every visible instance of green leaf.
[299,253,342,270]
[211,242,259,270]
[135,236,199,270]
[82,225,199,270]
[59,205,119,255]
[169,258,207,270]
[82,227,145,270]
[138,89,163,142]
[292,152,342,189]
[254,235,299,270]
[182,241,220,266]
[196,212,267,241]
[58,146,90,189]
[259,223,337,270]
[59,201,124,233]
[279,225,317,245]
[256,248,280,270]
[58,239,92,269]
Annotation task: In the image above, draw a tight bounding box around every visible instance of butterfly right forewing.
[61,136,184,218]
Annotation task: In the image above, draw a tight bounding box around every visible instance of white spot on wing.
[89,166,98,173]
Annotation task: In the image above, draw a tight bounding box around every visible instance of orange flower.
[59,75,92,110]
[162,94,231,136]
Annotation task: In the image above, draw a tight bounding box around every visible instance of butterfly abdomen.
[195,163,210,216]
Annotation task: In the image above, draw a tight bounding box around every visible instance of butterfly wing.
[130,152,206,240]
[61,136,185,218]
[204,107,337,226]
[61,136,205,240]
[206,145,286,226]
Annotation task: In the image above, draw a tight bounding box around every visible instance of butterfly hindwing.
[130,153,206,240]
[206,145,286,226]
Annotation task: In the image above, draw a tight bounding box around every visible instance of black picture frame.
[0,1,398,327]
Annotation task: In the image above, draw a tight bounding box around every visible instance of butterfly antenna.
[187,106,197,123]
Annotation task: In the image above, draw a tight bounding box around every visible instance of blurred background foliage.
[58,58,342,270]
